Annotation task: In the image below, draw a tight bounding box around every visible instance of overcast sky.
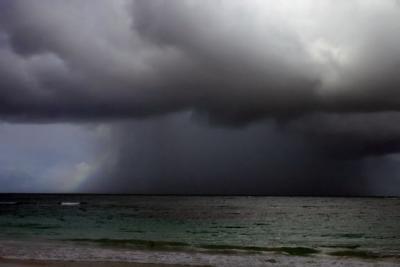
[1,0,400,195]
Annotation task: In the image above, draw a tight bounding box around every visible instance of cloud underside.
[2,0,400,174]
[0,0,399,124]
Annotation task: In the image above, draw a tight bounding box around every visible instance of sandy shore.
[1,240,399,267]
[2,256,400,267]
[0,258,198,267]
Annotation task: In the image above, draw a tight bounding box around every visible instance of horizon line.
[0,193,399,198]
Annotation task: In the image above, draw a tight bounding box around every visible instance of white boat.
[0,201,17,205]
[60,202,80,206]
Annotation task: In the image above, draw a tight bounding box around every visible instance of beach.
[0,259,398,267]
[0,259,188,267]
[1,239,400,267]
[1,195,400,266]
[1,251,399,267]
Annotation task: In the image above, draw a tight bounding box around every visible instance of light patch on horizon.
[41,161,95,192]
[0,123,99,192]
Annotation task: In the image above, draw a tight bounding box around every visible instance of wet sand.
[0,258,197,267]
[1,240,400,267]
[1,256,400,267]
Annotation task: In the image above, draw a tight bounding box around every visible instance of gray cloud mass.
[0,0,399,123]
[1,0,400,194]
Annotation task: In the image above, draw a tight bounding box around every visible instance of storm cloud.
[1,0,400,194]
[0,0,399,123]
[80,114,371,195]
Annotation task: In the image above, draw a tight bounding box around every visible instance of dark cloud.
[1,1,400,194]
[0,0,399,124]
[285,112,400,158]
[77,111,400,195]
[80,113,370,195]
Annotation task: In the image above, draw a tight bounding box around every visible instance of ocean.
[0,195,399,266]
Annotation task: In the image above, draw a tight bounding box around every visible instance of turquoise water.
[0,195,400,257]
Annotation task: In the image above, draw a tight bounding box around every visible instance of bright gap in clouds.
[0,123,100,192]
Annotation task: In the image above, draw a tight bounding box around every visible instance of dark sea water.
[0,195,400,265]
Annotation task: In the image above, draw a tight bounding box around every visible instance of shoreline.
[1,255,400,267]
[0,258,198,267]
[1,239,400,267]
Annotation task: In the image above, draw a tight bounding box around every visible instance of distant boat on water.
[0,202,17,205]
[60,202,80,206]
